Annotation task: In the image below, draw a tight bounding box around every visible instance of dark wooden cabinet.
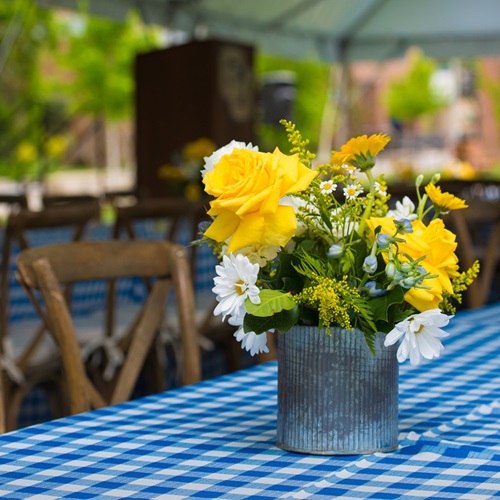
[135,40,255,198]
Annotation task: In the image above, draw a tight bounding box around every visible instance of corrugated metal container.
[276,325,399,455]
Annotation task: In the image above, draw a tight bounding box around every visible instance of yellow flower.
[367,217,459,311]
[158,164,185,180]
[16,141,37,163]
[183,138,216,161]
[330,133,390,168]
[185,182,202,201]
[44,135,67,160]
[425,183,468,211]
[204,148,318,253]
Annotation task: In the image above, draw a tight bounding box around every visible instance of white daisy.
[233,322,270,356]
[374,181,388,197]
[320,180,337,194]
[342,163,359,179]
[212,253,260,321]
[202,140,258,178]
[343,182,363,200]
[387,196,418,221]
[384,309,452,366]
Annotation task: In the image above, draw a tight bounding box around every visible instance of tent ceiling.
[38,0,500,61]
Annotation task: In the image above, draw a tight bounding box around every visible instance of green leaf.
[368,287,405,323]
[363,330,377,357]
[245,289,296,317]
[244,307,300,335]
[320,208,333,230]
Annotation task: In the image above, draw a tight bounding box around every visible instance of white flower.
[343,182,363,200]
[387,196,418,221]
[374,181,388,197]
[221,243,279,268]
[384,309,452,366]
[342,163,360,179]
[232,319,270,356]
[201,140,258,178]
[212,253,260,321]
[331,207,359,240]
[320,180,337,194]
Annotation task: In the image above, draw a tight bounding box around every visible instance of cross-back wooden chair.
[15,240,201,416]
[0,201,100,432]
[446,198,500,309]
[112,197,277,372]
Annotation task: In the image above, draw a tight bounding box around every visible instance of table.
[0,304,499,499]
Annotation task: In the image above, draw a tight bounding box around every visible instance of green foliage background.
[255,54,330,153]
[383,50,447,124]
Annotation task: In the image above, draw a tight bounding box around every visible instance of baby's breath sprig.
[280,119,316,166]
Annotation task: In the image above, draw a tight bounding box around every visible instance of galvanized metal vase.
[276,325,399,455]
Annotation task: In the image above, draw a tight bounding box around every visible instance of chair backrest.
[112,197,208,275]
[0,201,101,367]
[15,240,201,416]
[445,198,500,308]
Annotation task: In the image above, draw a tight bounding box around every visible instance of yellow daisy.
[330,133,390,168]
[425,183,468,211]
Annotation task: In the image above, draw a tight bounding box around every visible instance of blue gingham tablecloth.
[0,304,499,499]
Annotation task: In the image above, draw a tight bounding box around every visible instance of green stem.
[358,169,376,236]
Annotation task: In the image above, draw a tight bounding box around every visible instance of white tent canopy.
[38,0,500,62]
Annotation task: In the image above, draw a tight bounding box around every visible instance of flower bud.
[400,262,413,274]
[365,281,386,297]
[377,233,392,248]
[401,276,418,288]
[362,255,378,274]
[415,174,424,188]
[431,173,441,184]
[328,243,344,259]
[394,218,413,234]
[385,261,397,278]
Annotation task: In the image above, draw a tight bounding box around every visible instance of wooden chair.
[112,197,277,373]
[15,240,201,416]
[446,198,500,309]
[0,201,100,432]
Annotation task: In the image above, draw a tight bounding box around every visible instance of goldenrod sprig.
[280,119,316,166]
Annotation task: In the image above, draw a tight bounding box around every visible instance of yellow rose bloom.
[367,217,459,312]
[330,133,390,166]
[204,147,318,253]
[425,183,468,211]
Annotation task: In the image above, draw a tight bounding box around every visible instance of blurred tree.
[48,9,161,168]
[255,54,330,153]
[383,49,447,131]
[0,0,58,180]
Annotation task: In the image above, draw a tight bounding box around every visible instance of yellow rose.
[203,147,318,253]
[367,217,459,311]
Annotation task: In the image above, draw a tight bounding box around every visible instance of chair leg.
[142,339,167,394]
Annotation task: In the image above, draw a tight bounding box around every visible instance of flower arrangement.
[198,122,479,366]
[158,137,216,201]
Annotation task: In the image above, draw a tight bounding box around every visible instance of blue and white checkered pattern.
[0,304,499,499]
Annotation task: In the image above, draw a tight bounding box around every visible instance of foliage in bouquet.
[198,122,479,366]
[158,137,216,201]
